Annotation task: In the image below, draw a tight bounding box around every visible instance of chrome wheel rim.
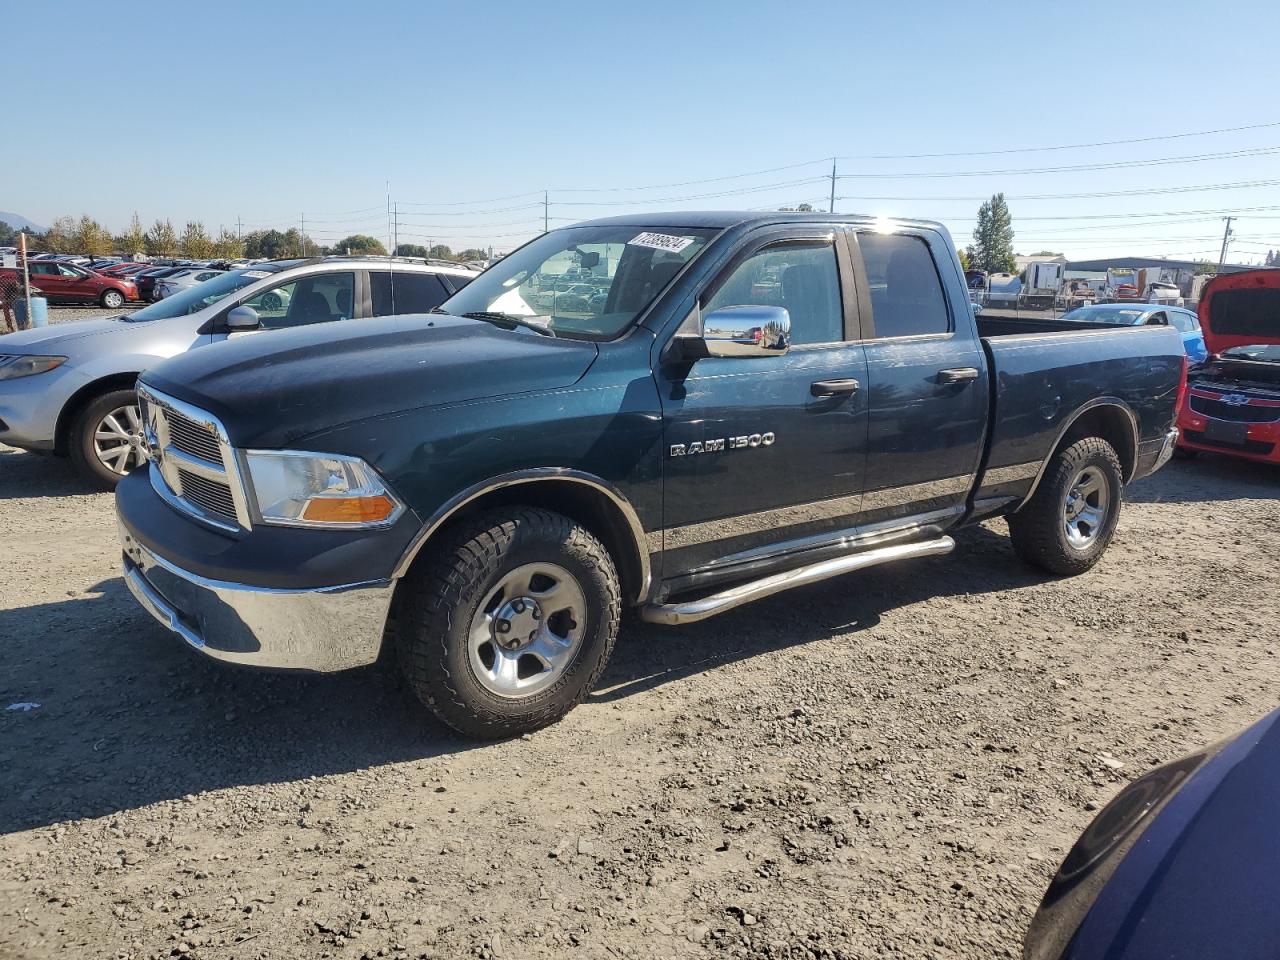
[103,291,123,308]
[1063,465,1109,550]
[468,562,586,699]
[93,403,147,475]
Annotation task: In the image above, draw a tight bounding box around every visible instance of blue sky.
[7,0,1280,261]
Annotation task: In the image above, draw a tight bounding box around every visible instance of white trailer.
[1019,261,1065,309]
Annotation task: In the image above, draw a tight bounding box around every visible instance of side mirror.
[702,305,791,358]
[226,305,262,331]
[971,301,983,318]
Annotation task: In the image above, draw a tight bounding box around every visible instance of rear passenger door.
[367,270,453,317]
[851,229,988,530]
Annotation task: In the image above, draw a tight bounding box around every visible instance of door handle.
[936,367,980,385]
[810,378,861,397]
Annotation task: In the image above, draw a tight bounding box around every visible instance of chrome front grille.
[165,407,225,462]
[139,386,251,532]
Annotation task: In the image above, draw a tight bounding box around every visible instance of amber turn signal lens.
[300,494,396,524]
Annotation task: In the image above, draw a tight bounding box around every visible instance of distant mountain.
[0,212,46,233]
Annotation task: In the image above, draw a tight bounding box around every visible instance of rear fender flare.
[1016,398,1139,509]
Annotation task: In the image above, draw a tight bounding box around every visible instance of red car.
[0,261,139,308]
[1177,269,1280,464]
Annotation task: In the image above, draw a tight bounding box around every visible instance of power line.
[837,178,1280,203]
[834,119,1280,160]
[833,145,1280,180]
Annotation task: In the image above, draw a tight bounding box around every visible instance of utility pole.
[829,158,837,213]
[1217,216,1235,271]
[236,216,242,240]
[300,213,306,256]
[543,191,549,234]
[393,202,399,256]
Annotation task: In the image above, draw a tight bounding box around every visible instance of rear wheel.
[397,507,621,739]
[99,289,125,309]
[68,388,146,488]
[1008,437,1123,576]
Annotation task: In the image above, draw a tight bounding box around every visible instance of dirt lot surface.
[1,446,1278,960]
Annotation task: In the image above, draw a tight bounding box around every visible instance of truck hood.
[0,314,132,351]
[1198,269,1280,354]
[140,313,599,449]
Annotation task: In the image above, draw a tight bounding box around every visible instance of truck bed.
[971,315,1185,510]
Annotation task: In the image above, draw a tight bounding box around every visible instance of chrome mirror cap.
[703,305,790,358]
[226,305,262,331]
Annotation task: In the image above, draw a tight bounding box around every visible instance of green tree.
[213,228,244,259]
[332,234,387,256]
[957,248,970,271]
[147,219,178,257]
[241,229,285,259]
[0,220,21,246]
[971,193,1017,274]
[179,221,215,259]
[394,243,428,258]
[1028,250,1063,257]
[120,213,147,256]
[458,248,487,262]
[428,244,454,260]
[43,216,77,254]
[77,216,113,256]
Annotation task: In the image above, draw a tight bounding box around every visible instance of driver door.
[655,229,870,588]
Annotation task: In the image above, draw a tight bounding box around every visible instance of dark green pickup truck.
[116,212,1183,738]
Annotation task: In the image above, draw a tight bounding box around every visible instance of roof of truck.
[573,211,947,231]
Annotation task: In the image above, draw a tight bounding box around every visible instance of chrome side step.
[639,536,955,626]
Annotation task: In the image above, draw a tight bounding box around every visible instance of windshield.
[1221,343,1280,363]
[1062,306,1145,325]
[125,269,267,321]
[438,225,717,341]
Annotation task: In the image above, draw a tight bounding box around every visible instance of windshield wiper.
[459,311,556,337]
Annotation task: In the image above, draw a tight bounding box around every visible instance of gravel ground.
[1,445,1278,960]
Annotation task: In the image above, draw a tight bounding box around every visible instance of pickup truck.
[115,212,1184,738]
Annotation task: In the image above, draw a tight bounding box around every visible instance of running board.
[639,536,955,626]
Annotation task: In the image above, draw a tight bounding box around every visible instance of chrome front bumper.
[120,523,394,672]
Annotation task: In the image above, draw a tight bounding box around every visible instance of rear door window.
[857,233,951,338]
[369,271,452,317]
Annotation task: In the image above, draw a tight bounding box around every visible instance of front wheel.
[397,507,621,739]
[100,289,125,309]
[68,388,147,488]
[1007,437,1123,576]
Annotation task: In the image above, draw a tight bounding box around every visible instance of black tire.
[68,388,144,489]
[397,507,621,739]
[1172,445,1198,460]
[100,289,125,309]
[1007,437,1123,576]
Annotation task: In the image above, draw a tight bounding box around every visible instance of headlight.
[244,450,404,528]
[0,355,68,381]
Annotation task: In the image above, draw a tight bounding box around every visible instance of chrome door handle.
[810,378,861,397]
[936,367,980,385]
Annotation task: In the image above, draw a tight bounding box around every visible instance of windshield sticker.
[628,232,695,254]
[241,270,271,279]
